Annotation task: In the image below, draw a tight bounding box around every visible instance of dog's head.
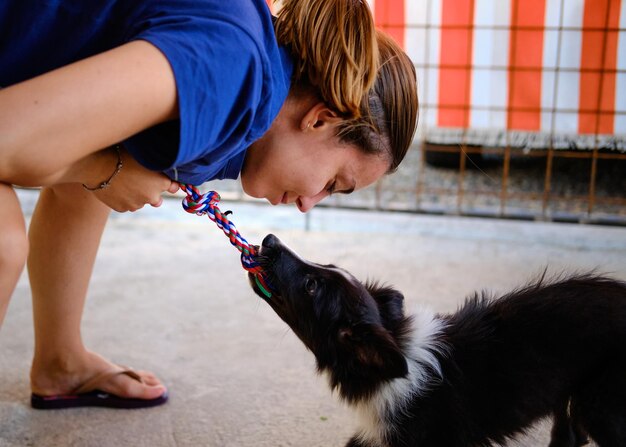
[249,234,410,401]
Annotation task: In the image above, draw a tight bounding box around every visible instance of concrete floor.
[1,189,626,446]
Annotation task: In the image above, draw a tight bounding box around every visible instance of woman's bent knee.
[0,184,29,273]
[0,223,29,273]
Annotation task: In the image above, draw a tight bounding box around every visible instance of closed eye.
[326,179,355,196]
[326,180,337,195]
[338,184,355,195]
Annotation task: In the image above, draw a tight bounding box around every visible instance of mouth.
[269,192,287,206]
[248,237,284,306]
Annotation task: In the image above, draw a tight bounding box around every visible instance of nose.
[262,233,279,248]
[296,191,328,213]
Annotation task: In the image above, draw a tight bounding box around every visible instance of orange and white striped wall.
[368,0,625,149]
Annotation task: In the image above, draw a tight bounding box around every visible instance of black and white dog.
[249,234,626,447]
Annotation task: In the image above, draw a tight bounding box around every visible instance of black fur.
[250,234,626,447]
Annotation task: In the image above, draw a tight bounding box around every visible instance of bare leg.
[28,184,166,399]
[0,183,28,328]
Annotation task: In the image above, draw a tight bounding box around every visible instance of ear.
[366,283,406,326]
[300,102,341,132]
[341,323,408,380]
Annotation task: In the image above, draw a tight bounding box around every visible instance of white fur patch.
[352,307,449,446]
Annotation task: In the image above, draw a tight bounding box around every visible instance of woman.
[0,0,418,408]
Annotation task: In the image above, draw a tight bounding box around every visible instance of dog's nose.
[262,233,279,248]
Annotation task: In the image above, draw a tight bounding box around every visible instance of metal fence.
[374,0,626,225]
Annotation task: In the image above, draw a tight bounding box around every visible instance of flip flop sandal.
[31,367,168,410]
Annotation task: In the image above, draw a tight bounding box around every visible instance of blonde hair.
[274,0,378,118]
[338,31,419,173]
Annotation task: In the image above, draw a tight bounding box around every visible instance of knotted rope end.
[180,184,273,299]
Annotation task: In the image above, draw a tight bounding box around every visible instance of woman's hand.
[67,147,178,212]
[90,149,179,212]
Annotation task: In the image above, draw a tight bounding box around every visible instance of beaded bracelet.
[82,145,123,191]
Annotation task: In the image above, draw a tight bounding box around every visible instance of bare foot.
[30,350,167,399]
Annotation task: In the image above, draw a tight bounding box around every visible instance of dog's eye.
[305,278,318,296]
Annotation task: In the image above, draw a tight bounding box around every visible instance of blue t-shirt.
[0,0,293,185]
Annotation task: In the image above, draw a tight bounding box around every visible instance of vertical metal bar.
[587,0,613,217]
[417,143,426,210]
[502,0,520,216]
[588,150,599,216]
[501,146,511,216]
[416,0,434,211]
[457,143,467,213]
[543,0,567,220]
[543,149,554,218]
[457,0,476,212]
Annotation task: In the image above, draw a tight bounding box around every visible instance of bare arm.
[0,40,178,186]
[62,146,179,211]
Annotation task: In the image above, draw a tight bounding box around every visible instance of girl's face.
[241,102,389,213]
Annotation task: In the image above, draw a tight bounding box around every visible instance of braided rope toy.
[179,184,272,299]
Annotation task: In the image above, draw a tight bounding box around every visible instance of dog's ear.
[340,323,408,380]
[366,283,405,326]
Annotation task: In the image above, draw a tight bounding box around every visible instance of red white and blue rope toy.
[179,184,273,299]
